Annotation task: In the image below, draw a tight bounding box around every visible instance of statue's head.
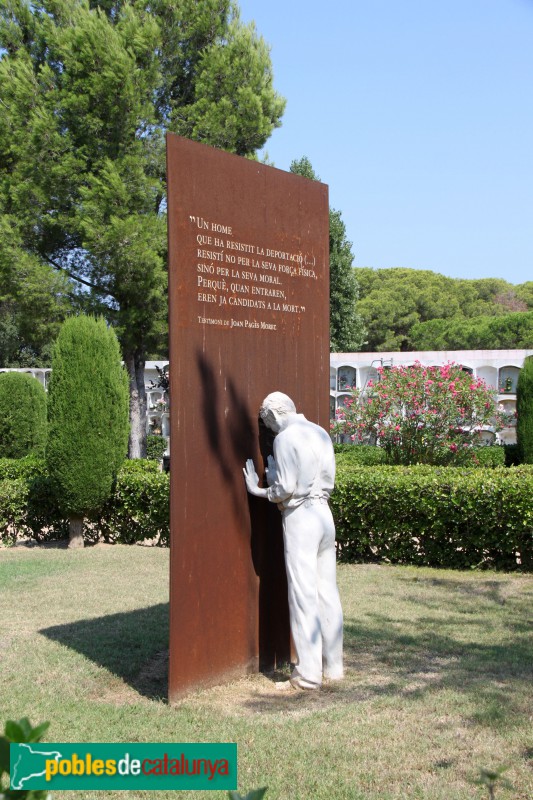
[259,392,297,433]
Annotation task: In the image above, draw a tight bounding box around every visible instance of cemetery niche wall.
[167,135,330,699]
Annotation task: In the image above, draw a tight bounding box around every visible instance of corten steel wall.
[167,134,330,700]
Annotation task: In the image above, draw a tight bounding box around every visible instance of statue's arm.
[243,459,268,498]
[264,437,297,504]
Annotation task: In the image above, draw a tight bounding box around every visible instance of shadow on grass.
[341,614,533,725]
[40,603,169,701]
[397,574,513,605]
[241,610,533,724]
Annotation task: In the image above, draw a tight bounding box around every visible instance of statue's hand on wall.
[243,458,266,498]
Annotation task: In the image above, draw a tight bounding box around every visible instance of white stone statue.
[243,391,344,690]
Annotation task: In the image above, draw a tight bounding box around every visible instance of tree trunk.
[125,349,147,458]
[68,515,85,549]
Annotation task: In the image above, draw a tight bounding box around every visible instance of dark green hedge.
[333,443,506,468]
[1,459,169,546]
[3,457,532,571]
[331,464,533,571]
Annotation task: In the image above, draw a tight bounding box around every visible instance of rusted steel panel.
[167,135,329,700]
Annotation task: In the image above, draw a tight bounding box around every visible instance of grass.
[1,543,532,799]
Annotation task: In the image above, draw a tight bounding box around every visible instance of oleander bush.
[0,372,47,459]
[332,362,506,465]
[331,464,533,570]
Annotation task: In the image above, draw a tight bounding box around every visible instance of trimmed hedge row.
[331,464,533,570]
[0,459,169,546]
[0,455,46,481]
[333,444,387,465]
[469,446,505,468]
[2,458,533,572]
[334,443,507,468]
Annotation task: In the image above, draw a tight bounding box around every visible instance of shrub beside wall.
[146,434,167,462]
[94,460,169,546]
[331,464,533,571]
[0,372,47,458]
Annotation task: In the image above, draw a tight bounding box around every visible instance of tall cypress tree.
[46,316,129,548]
[290,157,366,352]
[517,354,533,464]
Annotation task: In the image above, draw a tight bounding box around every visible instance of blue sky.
[238,0,533,285]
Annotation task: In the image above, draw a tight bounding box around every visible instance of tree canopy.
[0,0,285,454]
[355,267,533,352]
[411,311,533,351]
[289,157,366,352]
[0,215,71,367]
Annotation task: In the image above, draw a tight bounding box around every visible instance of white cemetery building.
[2,349,532,448]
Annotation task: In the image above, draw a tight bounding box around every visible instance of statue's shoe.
[289,675,320,690]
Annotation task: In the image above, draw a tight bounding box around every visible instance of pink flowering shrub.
[332,362,507,465]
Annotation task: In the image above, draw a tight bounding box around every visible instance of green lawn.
[1,544,532,799]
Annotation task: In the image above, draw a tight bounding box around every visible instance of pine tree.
[517,355,533,464]
[0,372,47,458]
[289,157,366,352]
[0,0,285,455]
[46,316,129,548]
